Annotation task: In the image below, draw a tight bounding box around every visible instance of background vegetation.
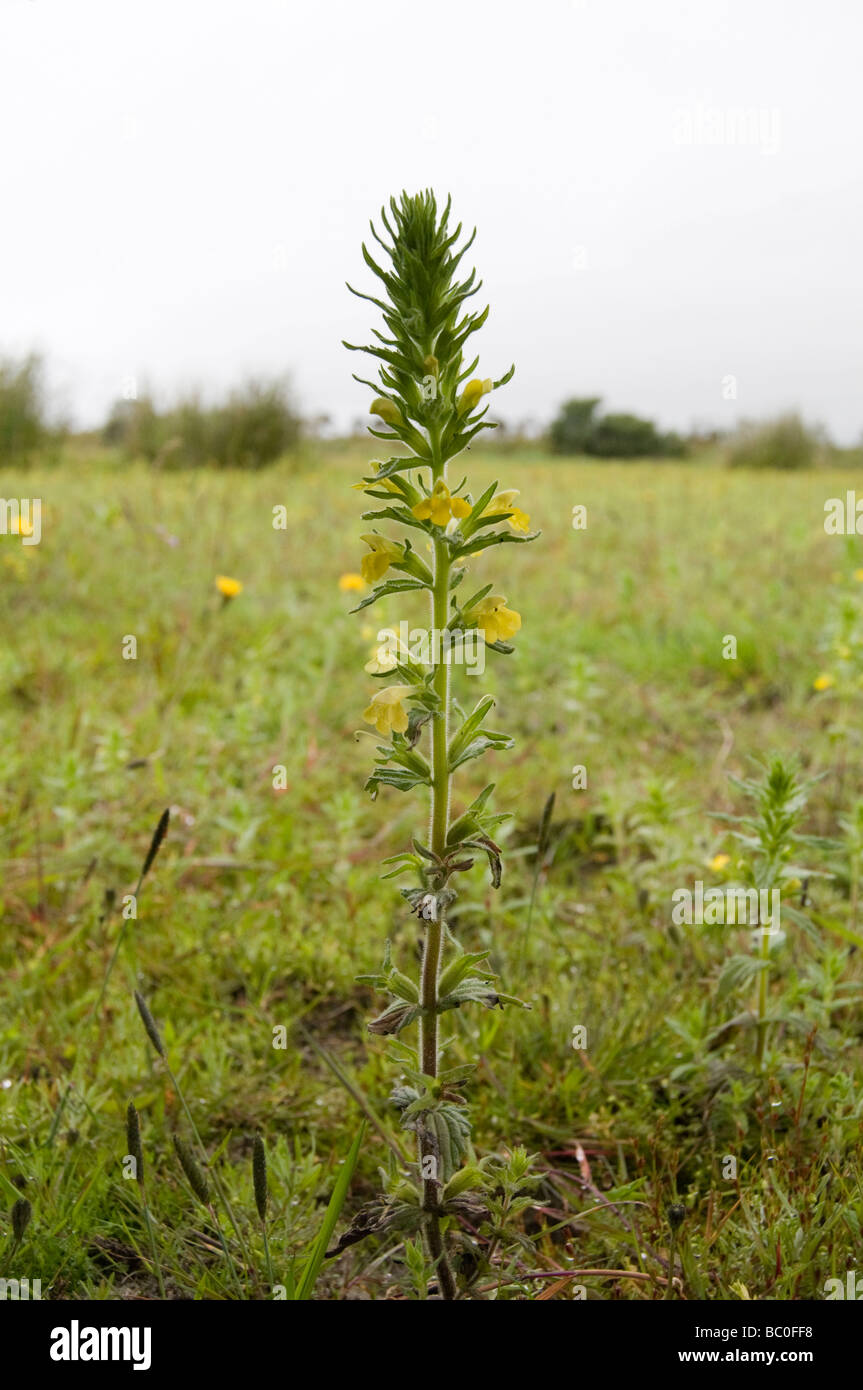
[2,437,863,1298]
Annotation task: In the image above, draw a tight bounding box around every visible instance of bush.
[590,412,685,459]
[102,395,165,461]
[207,379,302,468]
[548,396,686,459]
[727,413,825,470]
[548,396,601,454]
[0,354,54,465]
[102,377,302,468]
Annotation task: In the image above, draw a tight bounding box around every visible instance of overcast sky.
[1,0,861,440]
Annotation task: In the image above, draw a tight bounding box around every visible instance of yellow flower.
[364,628,400,674]
[369,397,403,427]
[483,488,530,533]
[216,575,242,599]
[412,479,472,527]
[8,515,34,537]
[360,533,403,583]
[472,594,522,644]
[855,569,863,582]
[362,684,415,736]
[339,572,366,592]
[709,853,730,873]
[457,377,492,414]
[813,673,835,691]
[352,468,401,494]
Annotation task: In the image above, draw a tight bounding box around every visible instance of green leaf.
[449,729,514,772]
[452,528,540,561]
[294,1122,366,1300]
[717,953,770,1003]
[350,577,429,613]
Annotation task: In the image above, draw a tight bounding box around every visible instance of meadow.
[2,441,863,1300]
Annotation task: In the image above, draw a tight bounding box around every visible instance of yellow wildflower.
[412,479,472,527]
[339,572,366,592]
[813,673,835,691]
[472,594,522,644]
[457,377,492,414]
[369,397,403,427]
[855,569,863,582]
[360,533,402,584]
[8,515,34,537]
[362,684,414,736]
[483,488,530,533]
[364,628,400,674]
[709,853,730,873]
[216,575,242,599]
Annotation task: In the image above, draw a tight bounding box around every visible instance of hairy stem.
[418,426,457,1298]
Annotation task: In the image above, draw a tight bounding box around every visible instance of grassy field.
[2,441,863,1300]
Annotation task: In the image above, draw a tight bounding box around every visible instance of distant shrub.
[548,396,686,459]
[207,379,301,468]
[102,395,165,461]
[727,413,825,470]
[590,412,685,459]
[102,377,302,468]
[0,354,54,465]
[548,397,602,454]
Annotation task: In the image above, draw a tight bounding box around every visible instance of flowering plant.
[342,191,539,1297]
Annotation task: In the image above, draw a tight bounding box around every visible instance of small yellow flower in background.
[483,488,530,533]
[339,572,366,592]
[813,673,835,691]
[457,377,492,415]
[360,533,403,583]
[369,397,403,427]
[412,479,471,527]
[216,575,243,599]
[472,594,522,644]
[362,684,415,736]
[855,569,863,582]
[364,628,400,674]
[709,853,730,873]
[8,515,34,537]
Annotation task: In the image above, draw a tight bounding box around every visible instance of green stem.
[262,1220,275,1293]
[141,1198,166,1299]
[755,925,771,1068]
[417,426,457,1301]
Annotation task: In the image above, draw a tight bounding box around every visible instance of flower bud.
[369,397,403,427]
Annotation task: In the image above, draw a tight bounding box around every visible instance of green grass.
[2,441,863,1299]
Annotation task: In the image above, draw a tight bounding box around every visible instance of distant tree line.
[0,351,851,471]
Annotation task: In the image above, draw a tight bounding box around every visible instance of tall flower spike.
[345,192,538,1300]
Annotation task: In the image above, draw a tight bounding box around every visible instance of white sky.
[1,0,861,440]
